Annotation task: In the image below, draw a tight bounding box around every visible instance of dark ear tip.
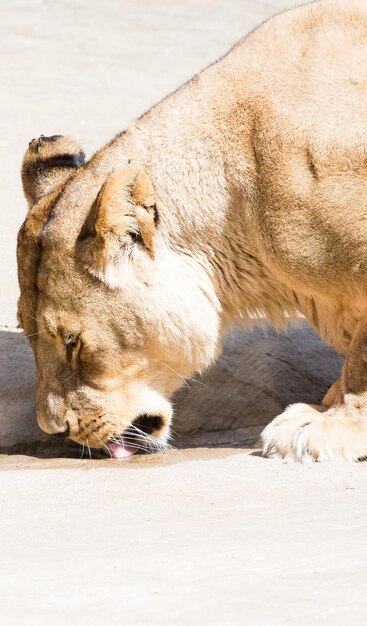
[25,134,85,161]
[28,135,64,152]
[22,134,86,207]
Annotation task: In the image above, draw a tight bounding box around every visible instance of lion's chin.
[104,440,138,459]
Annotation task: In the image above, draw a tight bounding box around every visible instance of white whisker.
[86,438,92,460]
[158,361,208,389]
[93,432,112,457]
[158,361,192,390]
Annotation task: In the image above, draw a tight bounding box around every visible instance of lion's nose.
[39,417,70,436]
[37,392,71,435]
[53,423,70,440]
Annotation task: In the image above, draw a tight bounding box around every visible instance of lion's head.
[18,135,220,457]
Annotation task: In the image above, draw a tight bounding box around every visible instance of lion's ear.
[22,135,85,207]
[96,165,156,257]
[78,165,158,288]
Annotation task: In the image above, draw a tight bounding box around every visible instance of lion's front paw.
[261,403,367,463]
[261,403,323,462]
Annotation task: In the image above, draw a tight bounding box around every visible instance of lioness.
[18,0,367,461]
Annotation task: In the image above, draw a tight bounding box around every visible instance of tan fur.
[78,165,158,288]
[17,0,367,460]
[21,135,85,207]
[95,166,156,258]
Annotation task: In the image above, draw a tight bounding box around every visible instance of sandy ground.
[1,0,367,624]
[1,450,367,626]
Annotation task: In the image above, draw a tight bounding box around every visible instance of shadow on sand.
[0,324,343,462]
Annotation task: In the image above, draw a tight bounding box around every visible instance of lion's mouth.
[105,440,138,459]
[104,414,166,460]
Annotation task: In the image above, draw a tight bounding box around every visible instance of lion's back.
[226,1,367,289]
[230,0,367,138]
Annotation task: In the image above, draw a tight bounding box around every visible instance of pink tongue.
[105,441,137,459]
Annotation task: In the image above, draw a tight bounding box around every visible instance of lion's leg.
[322,377,343,408]
[261,320,367,462]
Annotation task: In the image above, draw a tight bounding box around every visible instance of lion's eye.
[128,230,143,244]
[64,334,79,347]
[63,334,81,363]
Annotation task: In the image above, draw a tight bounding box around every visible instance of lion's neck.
[100,90,243,320]
[96,56,296,331]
